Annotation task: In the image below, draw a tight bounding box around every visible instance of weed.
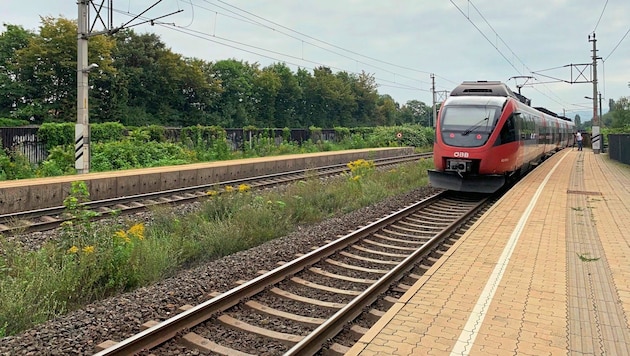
[577,253,600,262]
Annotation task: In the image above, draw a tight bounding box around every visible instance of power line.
[449,0,576,111]
[108,7,429,94]
[449,0,525,76]
[210,0,451,82]
[193,0,457,89]
[592,0,608,33]
[604,26,630,61]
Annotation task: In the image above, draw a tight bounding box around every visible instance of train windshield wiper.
[461,117,489,136]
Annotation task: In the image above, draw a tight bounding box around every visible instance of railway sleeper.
[325,342,351,356]
[181,332,255,356]
[244,300,326,327]
[217,314,304,346]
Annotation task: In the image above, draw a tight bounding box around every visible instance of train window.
[495,114,516,145]
[440,105,501,130]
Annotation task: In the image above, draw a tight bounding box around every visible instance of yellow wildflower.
[82,245,95,254]
[224,185,234,193]
[128,223,145,240]
[114,230,131,243]
[206,190,218,196]
[67,245,79,254]
[238,184,251,192]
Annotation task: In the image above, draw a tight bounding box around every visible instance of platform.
[347,148,630,355]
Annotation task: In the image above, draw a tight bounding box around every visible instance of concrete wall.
[0,148,414,215]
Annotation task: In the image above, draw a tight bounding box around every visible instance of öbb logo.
[453,152,469,158]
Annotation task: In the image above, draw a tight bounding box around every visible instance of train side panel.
[429,80,574,193]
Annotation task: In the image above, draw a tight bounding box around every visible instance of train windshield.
[440,105,502,147]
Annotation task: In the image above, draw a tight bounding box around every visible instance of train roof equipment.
[449,80,531,105]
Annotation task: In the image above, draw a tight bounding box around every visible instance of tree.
[111,30,218,126]
[309,67,356,128]
[347,71,378,126]
[611,97,630,130]
[265,63,302,128]
[399,100,431,126]
[208,59,258,127]
[574,114,582,128]
[375,94,398,126]
[0,24,34,119]
[11,17,114,123]
[252,67,281,127]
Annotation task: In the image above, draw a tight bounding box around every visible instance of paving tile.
[355,152,630,355]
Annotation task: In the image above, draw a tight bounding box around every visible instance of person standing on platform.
[576,131,583,151]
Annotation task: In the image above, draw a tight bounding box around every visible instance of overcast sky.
[2,0,629,119]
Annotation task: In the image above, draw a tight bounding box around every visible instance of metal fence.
[0,126,48,164]
[1,126,341,165]
[607,134,630,165]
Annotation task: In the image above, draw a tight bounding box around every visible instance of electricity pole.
[588,32,600,154]
[74,1,182,173]
[431,74,436,127]
[76,0,90,173]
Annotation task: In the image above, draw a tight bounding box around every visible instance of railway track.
[0,153,429,235]
[93,190,494,355]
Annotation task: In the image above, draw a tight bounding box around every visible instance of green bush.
[37,123,74,149]
[36,146,75,177]
[363,125,433,148]
[0,118,30,126]
[91,138,189,171]
[142,125,167,142]
[0,145,35,180]
[91,122,126,143]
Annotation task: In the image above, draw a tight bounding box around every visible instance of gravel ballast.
[0,186,439,355]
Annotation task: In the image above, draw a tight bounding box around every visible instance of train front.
[428,96,509,193]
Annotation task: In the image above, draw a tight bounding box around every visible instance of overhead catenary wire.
[211,0,458,85]
[108,7,430,93]
[449,0,573,111]
[604,26,630,62]
[592,0,608,33]
[189,0,444,88]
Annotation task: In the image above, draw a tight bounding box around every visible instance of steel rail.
[284,195,489,355]
[1,153,429,235]
[93,191,446,356]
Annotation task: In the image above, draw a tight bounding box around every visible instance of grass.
[0,157,434,336]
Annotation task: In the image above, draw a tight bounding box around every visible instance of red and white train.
[428,81,575,193]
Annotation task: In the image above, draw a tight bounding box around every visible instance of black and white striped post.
[76,0,91,173]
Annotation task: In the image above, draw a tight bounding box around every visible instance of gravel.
[0,186,439,355]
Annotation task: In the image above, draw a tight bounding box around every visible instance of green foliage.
[0,118,30,126]
[181,125,230,161]
[142,125,167,142]
[334,126,351,141]
[0,144,35,180]
[282,127,291,142]
[36,145,75,177]
[0,158,435,335]
[363,125,433,148]
[309,126,323,142]
[37,123,74,149]
[91,122,125,143]
[91,138,189,171]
